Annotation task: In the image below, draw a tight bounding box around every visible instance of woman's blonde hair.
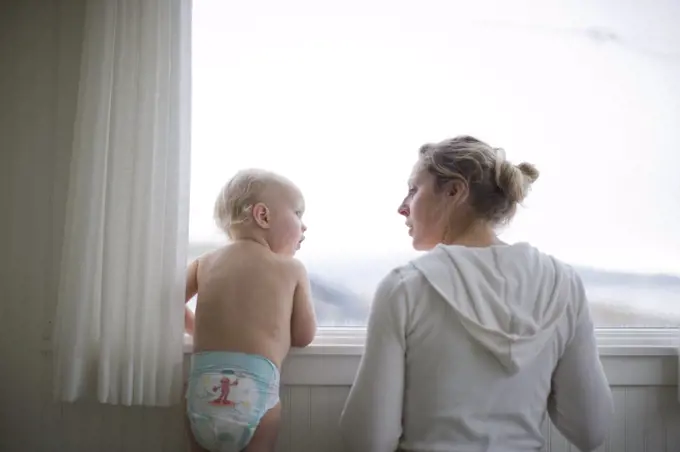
[214,168,290,238]
[418,135,539,225]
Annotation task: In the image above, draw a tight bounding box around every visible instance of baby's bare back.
[193,242,298,368]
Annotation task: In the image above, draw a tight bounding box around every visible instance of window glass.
[190,0,680,327]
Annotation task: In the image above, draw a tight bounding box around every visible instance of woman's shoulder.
[382,259,427,286]
[369,263,427,326]
[373,260,430,306]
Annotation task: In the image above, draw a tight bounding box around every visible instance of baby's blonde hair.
[418,135,540,225]
[214,168,292,238]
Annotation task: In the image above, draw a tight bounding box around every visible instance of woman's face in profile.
[398,167,449,251]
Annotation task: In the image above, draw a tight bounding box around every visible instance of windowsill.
[183,341,678,357]
[183,328,679,387]
[183,327,679,356]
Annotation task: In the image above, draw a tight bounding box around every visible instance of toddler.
[184,168,317,452]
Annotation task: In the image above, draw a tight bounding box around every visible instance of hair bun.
[496,160,539,204]
[517,162,539,183]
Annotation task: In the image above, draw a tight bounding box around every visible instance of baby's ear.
[252,202,270,229]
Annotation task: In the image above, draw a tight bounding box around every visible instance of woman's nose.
[398,204,409,217]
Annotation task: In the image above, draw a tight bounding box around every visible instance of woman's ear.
[448,180,468,205]
[252,202,270,229]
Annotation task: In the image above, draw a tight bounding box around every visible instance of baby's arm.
[184,259,199,335]
[290,260,317,348]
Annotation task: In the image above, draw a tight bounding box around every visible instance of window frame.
[189,2,680,358]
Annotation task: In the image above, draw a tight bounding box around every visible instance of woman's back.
[341,243,613,452]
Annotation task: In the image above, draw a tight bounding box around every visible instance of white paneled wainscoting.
[275,384,680,452]
[274,347,680,452]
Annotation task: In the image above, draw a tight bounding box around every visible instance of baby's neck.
[231,235,271,251]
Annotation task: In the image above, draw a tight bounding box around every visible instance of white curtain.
[53,0,192,407]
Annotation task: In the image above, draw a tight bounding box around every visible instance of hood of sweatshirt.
[411,243,577,373]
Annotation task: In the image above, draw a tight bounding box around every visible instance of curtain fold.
[53,0,192,407]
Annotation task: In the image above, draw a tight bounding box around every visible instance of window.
[190,0,680,331]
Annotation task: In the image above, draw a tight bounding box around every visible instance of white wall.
[279,386,680,452]
[279,351,680,452]
[1,2,679,451]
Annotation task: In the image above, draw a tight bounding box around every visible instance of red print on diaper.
[211,377,239,406]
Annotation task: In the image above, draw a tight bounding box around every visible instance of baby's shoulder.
[269,254,307,279]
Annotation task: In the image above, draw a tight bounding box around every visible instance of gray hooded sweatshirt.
[339,243,614,452]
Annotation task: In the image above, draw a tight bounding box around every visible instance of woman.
[339,136,614,452]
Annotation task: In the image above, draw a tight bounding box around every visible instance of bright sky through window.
[190,0,680,326]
